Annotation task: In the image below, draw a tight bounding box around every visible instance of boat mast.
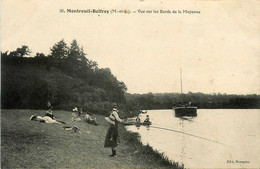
[180,68,183,94]
[180,68,183,105]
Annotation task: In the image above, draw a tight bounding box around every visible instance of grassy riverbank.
[1,109,183,169]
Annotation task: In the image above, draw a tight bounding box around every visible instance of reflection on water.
[126,109,260,168]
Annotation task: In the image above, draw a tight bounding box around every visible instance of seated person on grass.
[71,107,82,121]
[144,115,150,123]
[71,112,81,121]
[45,107,54,119]
[136,116,141,124]
[78,108,83,117]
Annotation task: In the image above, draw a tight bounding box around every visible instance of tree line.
[125,92,260,110]
[1,40,127,116]
[1,40,260,117]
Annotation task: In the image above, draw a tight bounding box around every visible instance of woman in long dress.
[104,107,123,157]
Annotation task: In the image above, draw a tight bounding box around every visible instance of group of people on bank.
[71,107,98,125]
[30,101,98,126]
[29,101,150,158]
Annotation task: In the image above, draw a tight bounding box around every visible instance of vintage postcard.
[1,0,260,168]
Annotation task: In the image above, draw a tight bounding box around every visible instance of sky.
[1,0,260,94]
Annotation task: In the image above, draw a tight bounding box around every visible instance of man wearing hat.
[104,104,123,157]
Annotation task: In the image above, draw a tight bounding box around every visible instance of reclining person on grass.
[84,112,98,125]
[30,115,65,124]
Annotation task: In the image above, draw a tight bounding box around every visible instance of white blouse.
[110,110,123,123]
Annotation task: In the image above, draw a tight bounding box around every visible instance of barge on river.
[173,106,197,117]
[173,68,198,117]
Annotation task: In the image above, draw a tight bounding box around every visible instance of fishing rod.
[149,124,232,147]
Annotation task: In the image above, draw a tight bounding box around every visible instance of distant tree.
[16,45,31,57]
[35,52,46,58]
[8,51,17,57]
[118,81,127,93]
[67,40,88,62]
[79,46,88,63]
[3,45,31,57]
[68,39,81,60]
[1,51,9,57]
[50,39,68,59]
[89,60,98,70]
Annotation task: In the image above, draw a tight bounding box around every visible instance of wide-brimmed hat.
[30,115,37,120]
[73,107,78,112]
[105,117,115,125]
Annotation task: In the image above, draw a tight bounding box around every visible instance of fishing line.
[150,125,232,147]
[100,119,231,146]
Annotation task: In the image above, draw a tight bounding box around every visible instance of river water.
[126,109,260,168]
